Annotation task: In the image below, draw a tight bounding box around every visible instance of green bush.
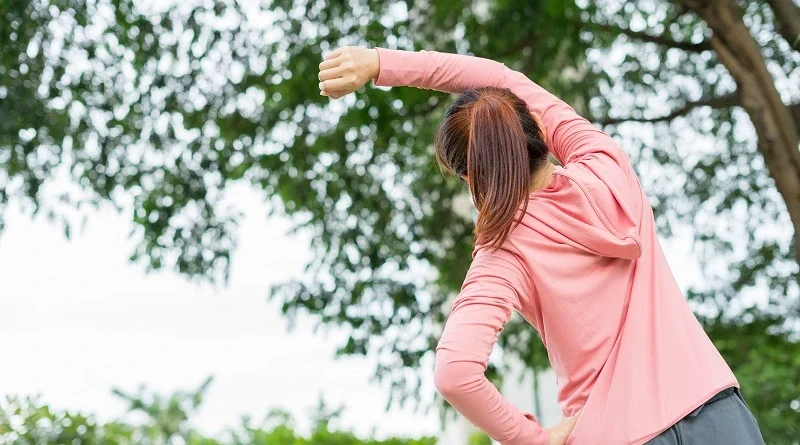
[0,378,436,445]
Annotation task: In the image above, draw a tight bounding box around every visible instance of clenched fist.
[318,46,380,99]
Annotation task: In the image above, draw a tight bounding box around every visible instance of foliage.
[467,431,491,445]
[707,312,800,442]
[0,379,436,445]
[1,0,799,442]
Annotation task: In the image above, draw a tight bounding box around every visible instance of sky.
[0,184,441,440]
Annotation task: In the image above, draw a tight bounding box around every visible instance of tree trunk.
[679,0,800,262]
[766,0,800,49]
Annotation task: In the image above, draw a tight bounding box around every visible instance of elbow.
[433,354,481,399]
[433,364,458,397]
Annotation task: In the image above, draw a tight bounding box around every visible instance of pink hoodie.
[372,48,738,445]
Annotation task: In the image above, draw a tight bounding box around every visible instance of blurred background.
[0,0,798,444]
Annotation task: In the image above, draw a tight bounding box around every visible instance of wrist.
[369,48,380,80]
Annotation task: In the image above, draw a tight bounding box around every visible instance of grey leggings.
[645,387,766,445]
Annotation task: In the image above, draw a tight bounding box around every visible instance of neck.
[529,162,554,192]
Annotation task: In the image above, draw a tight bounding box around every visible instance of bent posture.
[317,46,766,445]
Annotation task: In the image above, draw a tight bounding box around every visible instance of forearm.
[372,47,512,94]
[435,349,548,445]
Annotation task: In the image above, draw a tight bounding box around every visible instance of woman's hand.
[318,46,379,99]
[546,411,581,445]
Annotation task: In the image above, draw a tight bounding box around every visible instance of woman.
[317,46,767,445]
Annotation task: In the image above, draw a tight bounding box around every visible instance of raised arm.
[366,48,645,238]
[370,47,631,169]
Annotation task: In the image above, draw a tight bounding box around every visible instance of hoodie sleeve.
[434,245,547,445]
[372,47,632,171]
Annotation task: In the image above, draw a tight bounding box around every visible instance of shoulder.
[466,241,534,310]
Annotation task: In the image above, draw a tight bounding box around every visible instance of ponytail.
[434,87,549,251]
[467,95,531,249]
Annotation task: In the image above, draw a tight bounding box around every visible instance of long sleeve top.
[372,47,738,445]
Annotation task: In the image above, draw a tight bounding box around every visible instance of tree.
[1,0,798,442]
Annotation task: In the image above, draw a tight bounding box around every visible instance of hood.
[522,164,643,260]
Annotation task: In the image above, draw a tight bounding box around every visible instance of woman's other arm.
[434,245,581,445]
[434,246,549,445]
[318,46,643,231]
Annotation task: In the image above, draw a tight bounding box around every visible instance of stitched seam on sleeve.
[422,49,429,84]
[504,246,535,314]
[475,246,532,313]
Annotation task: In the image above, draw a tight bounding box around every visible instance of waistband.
[705,387,737,405]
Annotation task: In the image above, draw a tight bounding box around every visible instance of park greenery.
[0,378,438,445]
[1,0,799,443]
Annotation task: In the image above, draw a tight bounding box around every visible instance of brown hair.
[434,87,549,249]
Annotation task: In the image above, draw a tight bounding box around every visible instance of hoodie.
[372,48,738,445]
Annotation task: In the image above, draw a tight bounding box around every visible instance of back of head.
[434,87,549,250]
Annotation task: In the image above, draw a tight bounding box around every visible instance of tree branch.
[595,93,740,126]
[791,103,800,130]
[503,20,712,58]
[500,36,535,57]
[590,22,713,53]
[765,0,800,49]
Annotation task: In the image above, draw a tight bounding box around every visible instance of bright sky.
[0,184,440,440]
